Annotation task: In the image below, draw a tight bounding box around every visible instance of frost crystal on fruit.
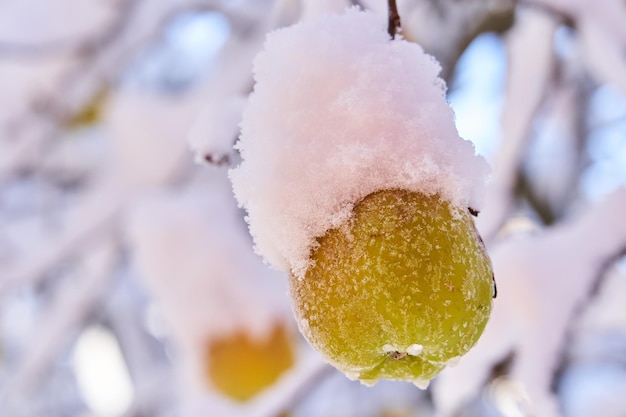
[230,8,493,386]
[290,190,493,386]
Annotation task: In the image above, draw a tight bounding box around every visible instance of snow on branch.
[7,238,117,398]
[0,0,138,58]
[0,181,123,298]
[477,6,558,241]
[522,0,626,93]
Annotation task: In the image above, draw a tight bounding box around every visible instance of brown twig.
[204,153,232,167]
[388,0,401,39]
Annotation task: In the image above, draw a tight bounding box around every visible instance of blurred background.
[1,0,625,416]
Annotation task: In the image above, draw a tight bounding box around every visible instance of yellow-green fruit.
[206,324,295,401]
[290,189,494,387]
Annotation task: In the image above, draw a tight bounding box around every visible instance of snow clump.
[230,8,489,278]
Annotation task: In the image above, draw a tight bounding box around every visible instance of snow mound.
[230,8,489,277]
[188,96,246,165]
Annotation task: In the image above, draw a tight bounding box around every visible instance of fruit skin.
[289,189,493,387]
[205,324,295,401]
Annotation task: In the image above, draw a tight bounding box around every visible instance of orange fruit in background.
[206,323,295,401]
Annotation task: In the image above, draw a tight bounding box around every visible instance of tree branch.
[249,356,335,417]
[8,239,117,396]
[388,0,401,39]
[0,0,140,58]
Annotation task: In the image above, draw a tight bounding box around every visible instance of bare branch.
[388,0,401,39]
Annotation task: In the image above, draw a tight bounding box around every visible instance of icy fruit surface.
[205,324,295,401]
[290,189,494,386]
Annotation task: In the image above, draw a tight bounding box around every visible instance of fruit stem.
[387,0,401,39]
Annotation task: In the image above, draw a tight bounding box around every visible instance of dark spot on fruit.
[390,351,408,360]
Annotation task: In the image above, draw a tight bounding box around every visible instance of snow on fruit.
[230,8,494,387]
